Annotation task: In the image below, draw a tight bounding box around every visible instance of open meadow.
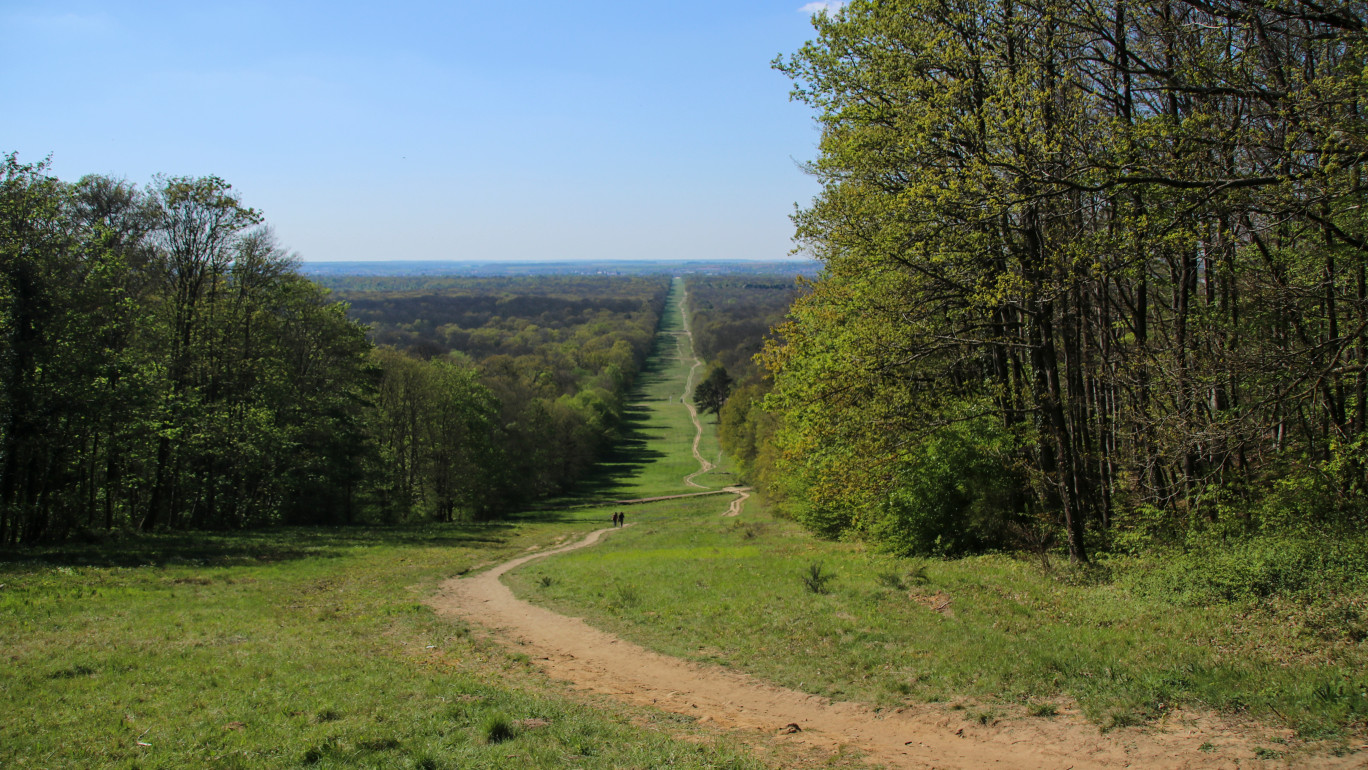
[6,277,1365,769]
[0,519,784,768]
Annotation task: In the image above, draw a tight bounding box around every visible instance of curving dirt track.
[676,287,717,489]
[428,525,1335,769]
[427,281,1349,768]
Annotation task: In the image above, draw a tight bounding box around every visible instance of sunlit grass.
[0,522,772,768]
[569,278,737,502]
[510,494,1368,752]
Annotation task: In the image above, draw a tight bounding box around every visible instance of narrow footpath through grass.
[510,498,1368,756]
[0,276,764,770]
[495,293,1368,764]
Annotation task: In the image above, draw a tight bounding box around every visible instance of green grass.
[0,520,776,769]
[508,496,1368,752]
[564,278,734,503]
[0,277,779,769]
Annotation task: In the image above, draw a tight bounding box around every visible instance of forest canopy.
[0,156,666,544]
[761,0,1368,561]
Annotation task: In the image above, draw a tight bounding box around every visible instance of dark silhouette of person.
[618,511,626,527]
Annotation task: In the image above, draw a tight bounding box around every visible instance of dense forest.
[730,0,1368,564]
[336,276,668,511]
[685,276,801,385]
[0,156,663,544]
[683,277,802,483]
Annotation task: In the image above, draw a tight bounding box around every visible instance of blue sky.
[3,1,842,262]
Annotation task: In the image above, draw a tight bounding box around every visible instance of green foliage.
[686,276,801,488]
[343,276,667,507]
[717,382,780,485]
[0,158,376,541]
[1121,532,1368,606]
[684,276,801,384]
[0,158,676,540]
[762,0,1368,562]
[369,350,504,521]
[692,364,733,416]
[864,414,1019,557]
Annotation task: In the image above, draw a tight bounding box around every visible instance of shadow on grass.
[547,317,694,504]
[553,401,668,504]
[0,522,518,569]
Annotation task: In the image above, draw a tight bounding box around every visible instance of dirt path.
[675,287,716,489]
[427,280,1336,768]
[604,485,750,507]
[722,485,750,517]
[429,525,1313,769]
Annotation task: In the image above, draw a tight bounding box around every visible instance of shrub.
[801,562,833,594]
[863,415,1018,557]
[1122,532,1368,605]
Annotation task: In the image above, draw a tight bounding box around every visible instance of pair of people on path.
[611,511,626,527]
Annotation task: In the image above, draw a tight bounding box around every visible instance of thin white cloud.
[799,1,847,16]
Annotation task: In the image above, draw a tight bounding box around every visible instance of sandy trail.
[604,485,750,507]
[429,526,1308,769]
[722,485,750,517]
[427,281,1334,768]
[675,288,716,489]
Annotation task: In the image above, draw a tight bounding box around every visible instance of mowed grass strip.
[560,278,736,504]
[508,495,1368,755]
[0,522,770,769]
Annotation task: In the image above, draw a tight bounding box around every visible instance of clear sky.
[3,1,842,262]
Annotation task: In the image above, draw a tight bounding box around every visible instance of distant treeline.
[684,276,802,385]
[0,155,664,544]
[341,277,670,512]
[333,277,666,362]
[682,278,802,487]
[303,260,822,280]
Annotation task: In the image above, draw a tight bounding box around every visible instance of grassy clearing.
[0,521,771,769]
[566,278,733,504]
[0,277,768,770]
[508,494,1368,756]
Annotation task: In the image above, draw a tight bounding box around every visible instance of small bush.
[906,561,930,585]
[801,562,833,594]
[610,585,640,608]
[862,413,1019,557]
[1122,532,1368,605]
